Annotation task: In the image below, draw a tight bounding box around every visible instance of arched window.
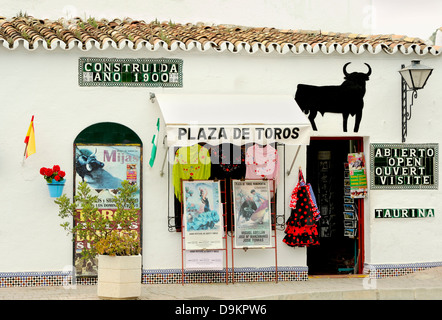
[74,122,142,145]
[73,122,143,277]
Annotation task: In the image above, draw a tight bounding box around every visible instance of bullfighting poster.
[348,152,367,198]
[232,180,272,248]
[74,144,141,207]
[73,144,142,276]
[182,180,224,250]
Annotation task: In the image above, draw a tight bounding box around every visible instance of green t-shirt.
[173,144,211,201]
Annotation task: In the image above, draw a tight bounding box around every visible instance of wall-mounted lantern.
[399,60,433,142]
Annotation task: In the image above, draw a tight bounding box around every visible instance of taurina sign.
[78,57,183,87]
[375,208,435,218]
[370,143,438,189]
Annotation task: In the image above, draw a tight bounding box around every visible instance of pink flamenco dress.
[283,169,321,247]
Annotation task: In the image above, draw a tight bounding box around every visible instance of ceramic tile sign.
[370,143,438,189]
[375,208,435,218]
[78,57,183,87]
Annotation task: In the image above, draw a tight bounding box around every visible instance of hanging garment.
[209,143,246,230]
[172,144,211,202]
[209,143,246,180]
[245,144,279,193]
[283,169,321,247]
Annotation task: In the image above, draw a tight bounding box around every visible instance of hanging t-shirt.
[245,144,279,192]
[172,144,211,202]
[209,143,246,180]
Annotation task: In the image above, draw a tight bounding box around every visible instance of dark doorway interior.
[306,139,360,275]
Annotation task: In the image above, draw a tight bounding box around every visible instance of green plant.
[55,180,140,261]
[95,231,141,256]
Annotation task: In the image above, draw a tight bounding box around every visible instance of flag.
[24,115,36,159]
[149,118,160,167]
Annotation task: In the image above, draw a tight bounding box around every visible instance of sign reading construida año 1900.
[78,57,183,87]
[370,143,438,189]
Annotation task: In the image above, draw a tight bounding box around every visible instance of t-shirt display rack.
[230,178,279,284]
[180,178,229,285]
[172,142,282,284]
[168,142,286,232]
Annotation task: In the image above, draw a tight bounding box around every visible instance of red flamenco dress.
[283,169,321,247]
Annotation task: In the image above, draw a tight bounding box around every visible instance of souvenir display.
[343,163,358,238]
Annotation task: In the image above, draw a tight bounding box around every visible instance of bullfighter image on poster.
[232,180,272,248]
[295,62,371,132]
[183,180,224,250]
[73,144,141,276]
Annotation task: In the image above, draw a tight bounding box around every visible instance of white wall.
[1,44,441,273]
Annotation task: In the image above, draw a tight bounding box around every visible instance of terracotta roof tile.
[0,16,438,55]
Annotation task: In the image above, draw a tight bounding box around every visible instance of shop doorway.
[306,137,364,275]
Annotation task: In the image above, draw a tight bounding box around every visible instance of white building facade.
[0,16,441,286]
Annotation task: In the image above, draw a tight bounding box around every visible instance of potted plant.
[40,165,66,197]
[55,180,141,299]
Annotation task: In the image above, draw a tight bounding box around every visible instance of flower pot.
[97,254,142,300]
[47,179,66,198]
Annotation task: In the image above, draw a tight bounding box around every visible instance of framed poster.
[232,180,272,248]
[182,180,224,250]
[73,144,142,276]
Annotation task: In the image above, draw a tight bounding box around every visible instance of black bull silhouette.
[295,62,372,132]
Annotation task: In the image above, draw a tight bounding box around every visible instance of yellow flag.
[24,115,36,158]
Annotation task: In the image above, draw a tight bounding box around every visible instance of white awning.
[151,93,311,147]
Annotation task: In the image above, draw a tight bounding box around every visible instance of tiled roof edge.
[0,16,439,55]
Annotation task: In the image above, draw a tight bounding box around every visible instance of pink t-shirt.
[245,144,279,192]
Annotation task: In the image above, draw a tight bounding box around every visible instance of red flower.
[39,165,66,183]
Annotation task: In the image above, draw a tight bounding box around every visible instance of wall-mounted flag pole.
[149,118,160,167]
[24,115,36,159]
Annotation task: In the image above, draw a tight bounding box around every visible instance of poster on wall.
[232,180,272,248]
[182,180,224,250]
[73,144,142,276]
[347,152,367,198]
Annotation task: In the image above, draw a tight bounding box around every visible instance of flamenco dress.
[283,170,321,247]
